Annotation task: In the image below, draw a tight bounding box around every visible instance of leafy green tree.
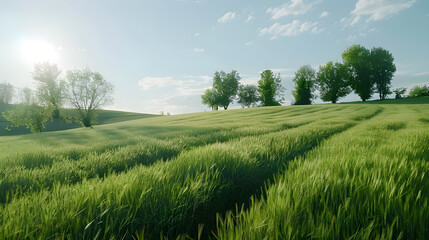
[2,104,53,133]
[201,88,220,110]
[393,87,407,99]
[408,84,429,97]
[370,47,396,100]
[258,70,284,106]
[316,62,351,103]
[65,68,114,127]
[292,65,316,105]
[212,70,240,109]
[0,82,14,104]
[237,84,259,108]
[342,45,373,101]
[32,62,65,118]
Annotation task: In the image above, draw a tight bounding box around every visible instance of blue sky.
[0,0,428,114]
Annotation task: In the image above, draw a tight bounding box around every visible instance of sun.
[20,39,60,64]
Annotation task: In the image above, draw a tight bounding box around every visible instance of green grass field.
[0,97,428,239]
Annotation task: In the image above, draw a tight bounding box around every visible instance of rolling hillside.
[0,103,158,136]
[0,98,428,239]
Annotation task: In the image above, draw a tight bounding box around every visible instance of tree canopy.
[258,70,283,106]
[0,82,14,104]
[201,88,219,110]
[316,62,351,103]
[237,84,259,108]
[342,45,373,101]
[408,84,429,97]
[65,68,114,127]
[2,104,53,133]
[393,87,407,99]
[212,70,240,110]
[31,62,65,118]
[292,65,316,105]
[370,47,396,100]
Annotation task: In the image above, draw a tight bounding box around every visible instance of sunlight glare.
[20,39,59,64]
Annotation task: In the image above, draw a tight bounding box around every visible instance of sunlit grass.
[0,99,428,239]
[216,104,429,240]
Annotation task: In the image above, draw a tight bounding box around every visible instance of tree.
[32,62,65,118]
[292,65,316,105]
[316,62,351,103]
[258,70,284,106]
[342,45,373,101]
[2,86,53,133]
[0,82,14,104]
[393,87,407,99]
[370,47,396,100]
[65,68,114,127]
[201,88,220,110]
[237,84,259,107]
[408,84,429,97]
[212,70,240,109]
[20,87,34,105]
[2,104,53,133]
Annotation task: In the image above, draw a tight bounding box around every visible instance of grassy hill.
[0,98,428,239]
[0,103,158,136]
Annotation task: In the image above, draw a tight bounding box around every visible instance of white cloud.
[138,77,177,90]
[194,32,201,36]
[267,0,317,19]
[348,0,416,25]
[138,75,212,114]
[246,14,254,22]
[347,32,367,42]
[320,11,329,17]
[244,41,253,46]
[183,75,212,83]
[300,21,318,32]
[138,75,211,91]
[415,72,429,77]
[181,48,205,53]
[311,26,323,33]
[193,48,205,53]
[218,11,236,23]
[260,20,320,39]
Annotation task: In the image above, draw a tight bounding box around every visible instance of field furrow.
[0,106,381,239]
[215,105,429,239]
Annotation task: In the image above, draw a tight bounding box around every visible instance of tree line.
[201,69,284,110]
[0,62,114,133]
[201,44,426,109]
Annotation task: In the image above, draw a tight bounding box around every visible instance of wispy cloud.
[267,0,318,19]
[246,14,254,22]
[138,75,212,114]
[260,20,321,39]
[181,48,205,53]
[320,11,329,17]
[193,48,205,53]
[347,32,367,42]
[218,11,236,23]
[415,72,429,77]
[138,77,178,90]
[194,32,201,36]
[138,75,210,91]
[346,0,415,26]
[244,41,253,46]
